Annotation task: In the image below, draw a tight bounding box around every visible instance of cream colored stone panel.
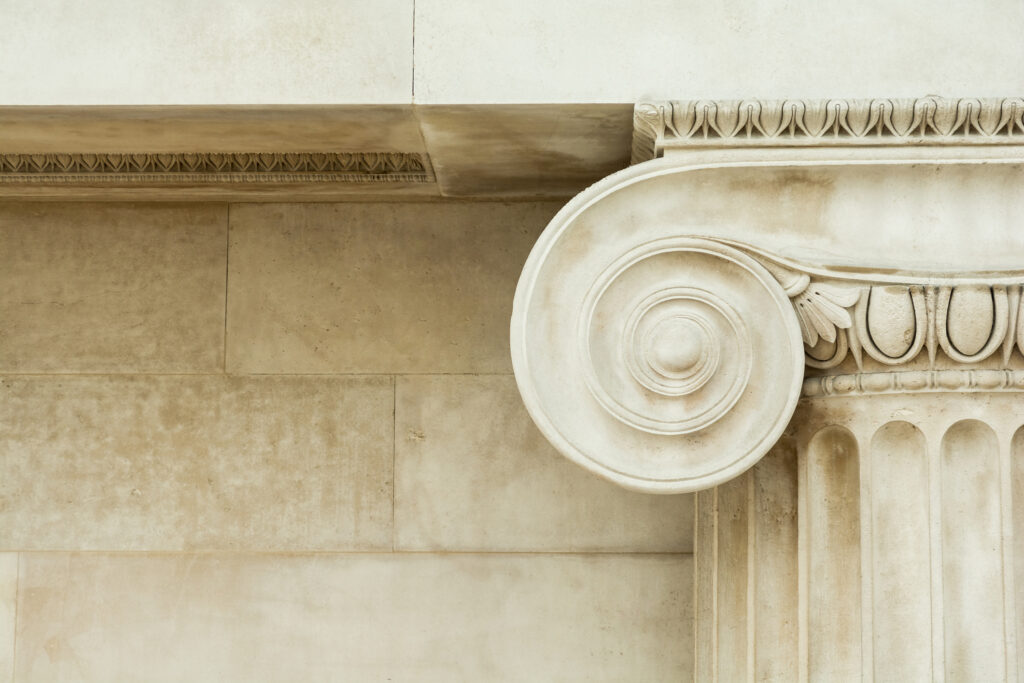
[0,376,393,551]
[14,553,692,682]
[0,203,226,374]
[227,202,559,374]
[414,0,1024,103]
[0,554,15,683]
[0,1,413,104]
[394,375,693,552]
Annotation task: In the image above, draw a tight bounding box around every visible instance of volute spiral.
[512,228,804,493]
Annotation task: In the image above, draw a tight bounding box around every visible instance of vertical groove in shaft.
[807,425,861,681]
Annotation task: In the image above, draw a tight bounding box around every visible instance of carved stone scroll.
[512,234,804,493]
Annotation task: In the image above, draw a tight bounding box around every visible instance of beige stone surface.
[0,1,413,104]
[0,203,226,373]
[0,106,427,154]
[414,0,1024,103]
[416,104,633,197]
[14,552,692,682]
[395,375,693,552]
[0,376,393,551]
[0,554,15,683]
[227,202,559,374]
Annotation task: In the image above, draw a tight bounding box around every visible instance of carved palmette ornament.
[512,232,805,494]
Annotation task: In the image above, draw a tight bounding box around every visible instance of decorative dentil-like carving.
[0,151,433,184]
[633,97,1024,163]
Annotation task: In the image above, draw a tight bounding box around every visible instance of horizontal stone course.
[0,202,227,374]
[226,201,560,374]
[395,375,694,552]
[0,375,394,551]
[13,552,692,682]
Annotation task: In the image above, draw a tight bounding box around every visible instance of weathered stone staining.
[512,96,1024,680]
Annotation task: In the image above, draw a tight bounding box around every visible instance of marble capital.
[510,97,1024,494]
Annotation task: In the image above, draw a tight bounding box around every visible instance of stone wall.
[0,201,694,681]
[3,0,1021,104]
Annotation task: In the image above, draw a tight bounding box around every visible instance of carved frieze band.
[737,247,1024,396]
[0,152,434,184]
[764,269,1021,368]
[632,97,1024,163]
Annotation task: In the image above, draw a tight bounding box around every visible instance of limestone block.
[14,552,692,682]
[0,203,226,373]
[0,376,393,551]
[394,375,693,552]
[0,0,413,104]
[414,0,1024,103]
[0,554,14,683]
[226,202,559,374]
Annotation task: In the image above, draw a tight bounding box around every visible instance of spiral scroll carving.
[512,236,805,493]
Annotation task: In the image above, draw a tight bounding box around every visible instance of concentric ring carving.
[580,243,755,436]
[513,234,804,493]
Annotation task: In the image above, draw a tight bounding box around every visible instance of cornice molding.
[0,151,434,184]
[632,97,1024,163]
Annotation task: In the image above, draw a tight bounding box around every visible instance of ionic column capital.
[511,104,1024,493]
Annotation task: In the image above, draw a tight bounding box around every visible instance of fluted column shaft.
[695,393,1024,682]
